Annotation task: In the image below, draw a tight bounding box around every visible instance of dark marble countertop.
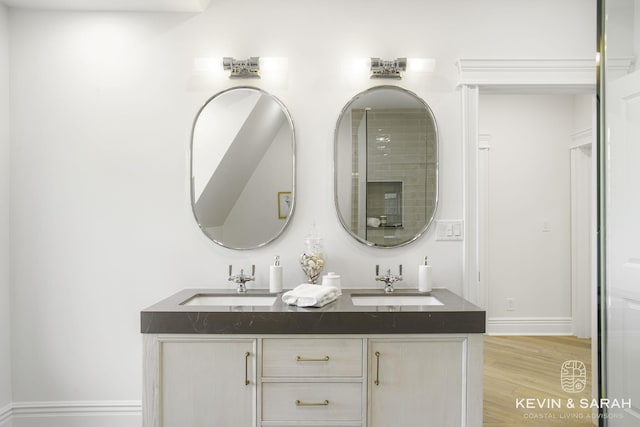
[140,288,485,335]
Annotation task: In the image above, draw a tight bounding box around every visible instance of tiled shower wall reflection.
[351,108,437,246]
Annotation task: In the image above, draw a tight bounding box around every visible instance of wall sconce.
[223,57,260,79]
[370,57,407,79]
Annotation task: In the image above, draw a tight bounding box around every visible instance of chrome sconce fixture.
[370,57,407,79]
[223,57,260,78]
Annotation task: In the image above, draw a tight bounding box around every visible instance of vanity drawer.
[262,338,363,378]
[262,382,362,422]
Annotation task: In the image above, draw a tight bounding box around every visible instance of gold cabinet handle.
[374,351,381,386]
[295,355,330,362]
[295,399,329,406]
[244,352,250,385]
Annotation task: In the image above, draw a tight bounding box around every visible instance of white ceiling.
[0,0,211,12]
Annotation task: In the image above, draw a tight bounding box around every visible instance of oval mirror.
[191,87,295,249]
[334,86,438,247]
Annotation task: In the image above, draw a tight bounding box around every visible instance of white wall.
[574,95,594,132]
[479,94,576,324]
[6,0,595,424]
[0,3,13,425]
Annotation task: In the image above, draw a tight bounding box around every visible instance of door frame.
[570,133,595,338]
[458,58,599,314]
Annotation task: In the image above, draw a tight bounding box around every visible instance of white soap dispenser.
[269,256,283,293]
[418,256,432,293]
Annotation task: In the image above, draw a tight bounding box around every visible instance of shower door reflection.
[602,0,640,423]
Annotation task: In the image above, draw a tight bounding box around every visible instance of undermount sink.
[350,294,443,306]
[181,294,277,306]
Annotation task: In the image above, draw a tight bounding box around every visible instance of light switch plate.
[436,220,464,241]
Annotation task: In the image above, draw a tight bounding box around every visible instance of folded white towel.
[282,284,340,308]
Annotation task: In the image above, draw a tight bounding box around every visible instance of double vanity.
[141,288,485,426]
[145,80,485,426]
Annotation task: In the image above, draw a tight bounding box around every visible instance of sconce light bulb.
[261,57,287,73]
[194,56,223,72]
[352,57,371,73]
[407,58,436,73]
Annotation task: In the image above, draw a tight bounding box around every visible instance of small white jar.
[322,272,341,292]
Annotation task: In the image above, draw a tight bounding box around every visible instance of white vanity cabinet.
[368,337,482,426]
[261,338,365,426]
[143,336,257,427]
[144,334,482,427]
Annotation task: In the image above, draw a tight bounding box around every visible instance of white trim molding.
[605,56,636,80]
[461,85,480,306]
[0,401,142,425]
[12,400,141,417]
[457,58,597,92]
[487,317,573,336]
[570,128,593,149]
[0,0,212,12]
[0,403,11,424]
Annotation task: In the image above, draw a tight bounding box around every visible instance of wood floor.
[484,335,595,426]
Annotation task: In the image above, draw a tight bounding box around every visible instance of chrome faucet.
[228,264,255,293]
[375,264,403,293]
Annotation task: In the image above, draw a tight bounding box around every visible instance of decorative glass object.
[300,228,324,284]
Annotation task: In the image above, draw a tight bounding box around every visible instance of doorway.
[477,93,594,337]
[458,58,600,423]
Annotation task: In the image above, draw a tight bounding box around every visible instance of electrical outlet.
[506,298,516,311]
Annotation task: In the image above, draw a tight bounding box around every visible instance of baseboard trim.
[9,400,141,418]
[487,316,573,335]
[0,403,11,424]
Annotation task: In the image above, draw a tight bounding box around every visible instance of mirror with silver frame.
[190,87,295,249]
[334,85,438,247]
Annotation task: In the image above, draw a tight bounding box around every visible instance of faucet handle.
[227,264,255,293]
[375,264,380,276]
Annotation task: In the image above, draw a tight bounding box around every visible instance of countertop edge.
[141,288,486,335]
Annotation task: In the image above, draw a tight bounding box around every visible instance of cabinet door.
[161,339,256,427]
[369,338,465,427]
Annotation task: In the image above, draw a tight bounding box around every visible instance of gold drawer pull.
[244,352,250,385]
[374,351,381,386]
[295,355,330,362]
[295,399,329,407]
